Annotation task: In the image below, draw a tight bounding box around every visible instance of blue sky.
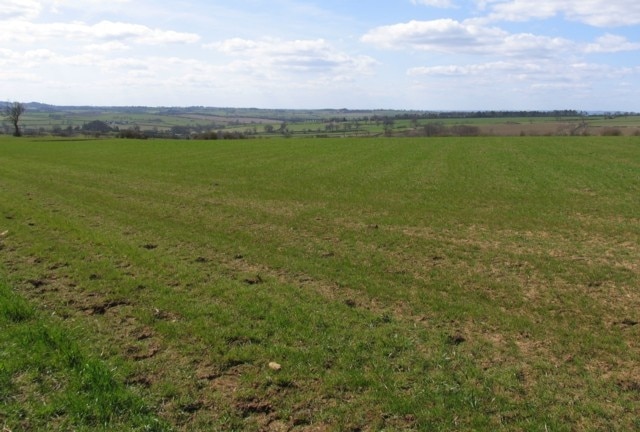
[1,0,639,110]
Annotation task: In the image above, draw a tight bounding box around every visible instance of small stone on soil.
[268,362,282,371]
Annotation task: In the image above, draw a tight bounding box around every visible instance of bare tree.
[4,102,26,137]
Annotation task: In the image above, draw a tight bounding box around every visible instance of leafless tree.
[4,102,26,136]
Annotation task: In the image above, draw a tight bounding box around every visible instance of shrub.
[82,120,112,134]
[118,128,147,139]
[601,128,623,136]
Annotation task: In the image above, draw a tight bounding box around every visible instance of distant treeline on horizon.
[5,102,637,120]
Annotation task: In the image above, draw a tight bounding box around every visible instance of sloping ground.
[0,137,639,431]
[177,114,276,124]
[479,122,640,136]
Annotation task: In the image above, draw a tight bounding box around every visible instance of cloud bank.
[0,0,637,109]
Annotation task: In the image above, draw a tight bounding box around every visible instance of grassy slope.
[0,136,639,431]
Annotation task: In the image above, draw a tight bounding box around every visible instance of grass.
[0,135,639,430]
[0,280,169,431]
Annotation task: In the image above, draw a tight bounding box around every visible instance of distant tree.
[119,126,147,139]
[423,122,445,137]
[170,125,191,137]
[3,102,26,137]
[383,118,395,136]
[82,120,113,135]
[264,124,274,133]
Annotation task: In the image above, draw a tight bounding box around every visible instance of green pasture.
[1,136,639,431]
[14,112,207,132]
[588,115,640,127]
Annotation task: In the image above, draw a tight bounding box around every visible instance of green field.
[1,136,639,431]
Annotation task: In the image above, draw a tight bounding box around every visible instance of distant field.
[1,136,639,431]
[7,106,640,137]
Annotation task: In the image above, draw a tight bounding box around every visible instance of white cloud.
[0,0,134,20]
[47,0,132,13]
[0,37,378,106]
[91,21,200,44]
[362,19,501,51]
[362,19,573,57]
[408,59,636,86]
[585,34,640,53]
[0,19,200,45]
[408,61,542,77]
[0,0,42,20]
[206,38,377,79]
[487,0,640,27]
[23,48,56,61]
[84,41,131,52]
[405,57,640,110]
[363,18,640,57]
[212,38,331,58]
[411,0,456,8]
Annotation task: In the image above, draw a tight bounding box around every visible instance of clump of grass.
[0,287,34,322]
[0,281,168,431]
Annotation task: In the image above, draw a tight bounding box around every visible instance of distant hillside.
[3,102,639,138]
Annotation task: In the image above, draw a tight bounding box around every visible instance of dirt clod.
[616,319,638,327]
[128,346,160,361]
[27,279,47,288]
[447,334,466,345]
[618,380,640,392]
[153,308,179,321]
[236,398,273,416]
[244,275,263,285]
[126,375,153,388]
[133,328,153,341]
[180,402,204,413]
[84,300,129,315]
